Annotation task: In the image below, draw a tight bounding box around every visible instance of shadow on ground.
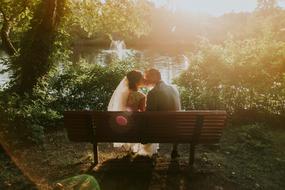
[87,152,236,190]
[89,155,154,190]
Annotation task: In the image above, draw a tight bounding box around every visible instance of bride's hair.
[126,70,143,90]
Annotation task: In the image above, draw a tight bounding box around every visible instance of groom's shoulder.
[165,83,176,91]
[169,84,179,92]
[165,84,180,96]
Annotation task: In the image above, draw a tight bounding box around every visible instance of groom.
[144,68,181,159]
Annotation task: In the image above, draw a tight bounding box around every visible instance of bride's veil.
[107,77,130,111]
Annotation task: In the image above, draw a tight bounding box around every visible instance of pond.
[0,50,9,88]
[0,45,191,87]
[72,45,190,84]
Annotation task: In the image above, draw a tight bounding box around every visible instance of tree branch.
[0,6,8,23]
[0,6,17,55]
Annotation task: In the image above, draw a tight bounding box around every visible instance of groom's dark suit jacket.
[146,81,181,111]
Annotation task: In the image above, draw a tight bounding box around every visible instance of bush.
[175,35,285,124]
[0,92,60,144]
[0,57,139,144]
[43,58,138,112]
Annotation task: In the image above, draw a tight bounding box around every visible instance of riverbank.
[0,124,284,189]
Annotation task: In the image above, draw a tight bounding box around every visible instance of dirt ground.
[0,125,284,190]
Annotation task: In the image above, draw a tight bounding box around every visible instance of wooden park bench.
[64,111,227,167]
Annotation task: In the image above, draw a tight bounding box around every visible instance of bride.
[108,70,158,157]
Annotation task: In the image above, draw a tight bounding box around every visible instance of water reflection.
[0,47,190,87]
[72,46,190,84]
[0,50,9,87]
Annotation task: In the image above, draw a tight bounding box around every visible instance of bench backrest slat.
[64,111,227,144]
[64,111,93,142]
[140,112,225,143]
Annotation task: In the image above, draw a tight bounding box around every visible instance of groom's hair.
[145,68,161,82]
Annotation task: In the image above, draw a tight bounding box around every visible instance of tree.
[11,0,66,94]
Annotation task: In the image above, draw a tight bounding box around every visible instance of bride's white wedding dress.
[108,77,159,157]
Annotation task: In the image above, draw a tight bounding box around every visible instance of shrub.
[0,57,139,144]
[175,36,285,124]
[43,58,138,112]
[0,92,59,144]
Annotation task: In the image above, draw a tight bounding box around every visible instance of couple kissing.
[107,69,181,158]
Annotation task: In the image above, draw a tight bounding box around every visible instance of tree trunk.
[12,0,66,95]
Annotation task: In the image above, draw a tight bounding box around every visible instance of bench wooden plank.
[64,112,93,142]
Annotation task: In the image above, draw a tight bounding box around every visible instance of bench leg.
[93,143,98,166]
[189,144,196,167]
[87,143,98,171]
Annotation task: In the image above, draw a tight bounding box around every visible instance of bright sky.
[152,0,285,16]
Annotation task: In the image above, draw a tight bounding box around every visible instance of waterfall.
[109,40,127,60]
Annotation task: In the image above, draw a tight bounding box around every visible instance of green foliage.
[175,34,285,119]
[0,0,39,43]
[47,56,140,112]
[0,92,60,144]
[44,58,137,112]
[69,0,151,40]
[0,0,37,20]
[1,0,142,142]
[0,57,138,144]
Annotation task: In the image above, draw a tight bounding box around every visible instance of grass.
[218,124,285,190]
[0,123,284,189]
